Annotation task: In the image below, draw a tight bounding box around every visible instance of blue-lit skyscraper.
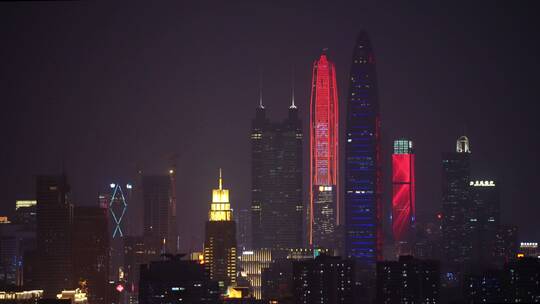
[344,31,382,266]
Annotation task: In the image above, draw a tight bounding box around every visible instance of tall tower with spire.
[204,169,237,291]
[251,76,303,249]
[344,31,382,267]
[309,51,339,250]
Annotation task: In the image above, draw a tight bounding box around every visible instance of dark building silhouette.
[72,206,109,304]
[344,31,382,266]
[411,219,443,261]
[261,258,295,303]
[493,225,518,266]
[463,269,505,303]
[441,136,472,268]
[251,97,303,250]
[142,175,173,253]
[505,257,540,302]
[237,209,251,250]
[33,175,74,297]
[376,256,440,304]
[204,171,237,291]
[469,179,501,267]
[292,255,355,304]
[138,255,220,304]
[122,235,159,303]
[463,257,540,303]
[0,201,36,287]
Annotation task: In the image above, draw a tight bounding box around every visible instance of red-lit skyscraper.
[310,52,339,249]
[392,139,415,255]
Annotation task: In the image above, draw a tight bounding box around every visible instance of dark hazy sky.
[1,1,539,250]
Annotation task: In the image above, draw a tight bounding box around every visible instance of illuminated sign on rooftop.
[469,180,495,187]
[16,200,37,210]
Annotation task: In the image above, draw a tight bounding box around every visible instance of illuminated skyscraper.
[309,52,339,249]
[441,136,472,267]
[344,31,382,265]
[204,170,237,291]
[251,93,303,249]
[392,139,415,255]
[100,182,133,283]
[106,183,129,239]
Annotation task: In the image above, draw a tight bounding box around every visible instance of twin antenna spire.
[218,168,223,190]
[257,67,297,109]
[259,68,264,109]
[290,66,297,109]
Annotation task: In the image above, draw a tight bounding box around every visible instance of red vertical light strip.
[411,154,415,222]
[309,59,316,246]
[330,61,339,225]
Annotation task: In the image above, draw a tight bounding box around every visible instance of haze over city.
[1,2,540,303]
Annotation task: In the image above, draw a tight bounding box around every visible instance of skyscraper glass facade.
[344,31,382,265]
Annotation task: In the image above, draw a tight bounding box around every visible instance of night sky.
[2,1,539,250]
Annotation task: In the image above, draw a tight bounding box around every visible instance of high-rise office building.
[392,139,415,256]
[72,206,109,304]
[167,167,179,254]
[237,209,250,250]
[441,136,472,267]
[0,201,37,287]
[344,31,382,265]
[102,183,131,282]
[33,175,74,297]
[203,170,237,291]
[292,254,355,304]
[105,183,131,239]
[493,225,518,266]
[376,256,440,304]
[309,52,339,250]
[251,94,303,250]
[122,235,160,303]
[469,179,500,266]
[142,175,173,253]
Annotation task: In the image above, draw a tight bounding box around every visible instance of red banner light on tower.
[392,150,415,243]
[309,53,339,246]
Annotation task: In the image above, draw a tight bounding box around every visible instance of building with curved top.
[344,31,382,266]
[309,52,339,250]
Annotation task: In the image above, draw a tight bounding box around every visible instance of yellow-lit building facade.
[203,170,237,292]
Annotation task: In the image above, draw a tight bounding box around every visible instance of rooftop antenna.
[290,66,297,109]
[258,67,264,109]
[218,168,223,190]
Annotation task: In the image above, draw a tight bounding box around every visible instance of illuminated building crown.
[456,136,471,153]
[209,169,233,221]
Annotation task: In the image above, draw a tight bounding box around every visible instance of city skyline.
[2,2,540,252]
[2,2,540,303]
